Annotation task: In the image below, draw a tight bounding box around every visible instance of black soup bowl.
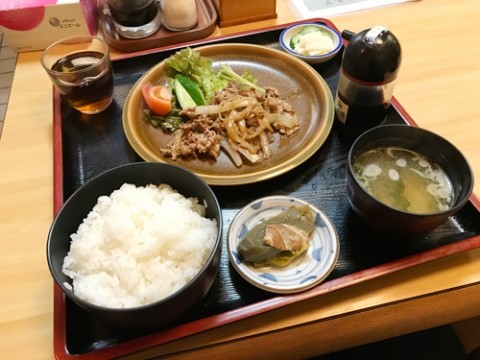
[346,124,474,234]
[47,162,223,329]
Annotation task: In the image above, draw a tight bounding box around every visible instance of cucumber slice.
[290,25,321,48]
[175,74,206,105]
[290,34,302,48]
[299,25,321,35]
[174,78,197,109]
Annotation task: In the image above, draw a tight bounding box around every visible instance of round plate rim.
[227,195,340,294]
[122,43,334,186]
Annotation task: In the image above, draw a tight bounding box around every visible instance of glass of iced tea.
[41,36,114,115]
[106,0,162,39]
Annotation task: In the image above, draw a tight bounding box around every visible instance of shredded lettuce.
[165,48,227,101]
[164,47,265,102]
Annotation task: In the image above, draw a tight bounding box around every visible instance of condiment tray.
[98,0,217,52]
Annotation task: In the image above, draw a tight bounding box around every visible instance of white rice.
[62,183,218,309]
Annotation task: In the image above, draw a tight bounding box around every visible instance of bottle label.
[335,95,349,124]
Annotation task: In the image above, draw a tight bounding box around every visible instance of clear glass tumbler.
[41,36,114,115]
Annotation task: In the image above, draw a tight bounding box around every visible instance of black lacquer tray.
[52,19,480,359]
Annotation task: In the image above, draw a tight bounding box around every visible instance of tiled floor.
[0,32,17,138]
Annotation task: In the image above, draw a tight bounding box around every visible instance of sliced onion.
[220,139,242,167]
[225,118,258,154]
[194,98,256,115]
[259,131,272,159]
[168,129,183,160]
[236,146,263,164]
[258,115,274,133]
[237,119,247,137]
[266,113,298,128]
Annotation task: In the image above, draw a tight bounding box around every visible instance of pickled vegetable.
[237,205,316,267]
[290,25,322,48]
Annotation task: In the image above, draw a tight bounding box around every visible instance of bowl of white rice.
[47,162,223,329]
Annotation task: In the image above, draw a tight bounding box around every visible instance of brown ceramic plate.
[122,43,334,185]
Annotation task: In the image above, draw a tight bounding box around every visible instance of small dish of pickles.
[279,23,343,64]
[227,196,339,294]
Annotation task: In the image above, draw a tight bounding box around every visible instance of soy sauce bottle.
[335,26,401,139]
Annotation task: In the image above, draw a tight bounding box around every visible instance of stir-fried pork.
[160,84,299,165]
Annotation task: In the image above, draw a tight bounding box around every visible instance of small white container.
[161,0,198,31]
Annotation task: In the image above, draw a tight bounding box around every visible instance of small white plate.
[227,196,339,294]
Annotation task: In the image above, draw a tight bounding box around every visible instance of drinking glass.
[106,0,162,39]
[41,36,114,115]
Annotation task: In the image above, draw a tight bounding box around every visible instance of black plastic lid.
[342,26,402,83]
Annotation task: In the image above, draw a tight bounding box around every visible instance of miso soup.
[352,147,454,214]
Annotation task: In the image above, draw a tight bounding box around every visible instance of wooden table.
[1,0,479,358]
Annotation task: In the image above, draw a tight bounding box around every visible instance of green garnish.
[143,109,185,132]
[165,47,228,101]
[164,47,265,102]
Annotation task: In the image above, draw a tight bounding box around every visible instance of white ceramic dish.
[227,196,339,294]
[279,23,343,64]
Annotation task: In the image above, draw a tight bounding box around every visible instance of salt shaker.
[161,0,198,31]
[334,26,402,139]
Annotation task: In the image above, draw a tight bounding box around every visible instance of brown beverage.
[50,51,114,114]
[108,0,158,27]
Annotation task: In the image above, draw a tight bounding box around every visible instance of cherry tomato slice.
[141,83,173,115]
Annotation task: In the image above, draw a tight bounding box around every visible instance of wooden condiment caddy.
[211,0,277,27]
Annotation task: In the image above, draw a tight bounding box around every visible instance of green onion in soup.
[352,147,454,214]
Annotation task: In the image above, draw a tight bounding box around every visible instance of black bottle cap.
[342,26,402,83]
